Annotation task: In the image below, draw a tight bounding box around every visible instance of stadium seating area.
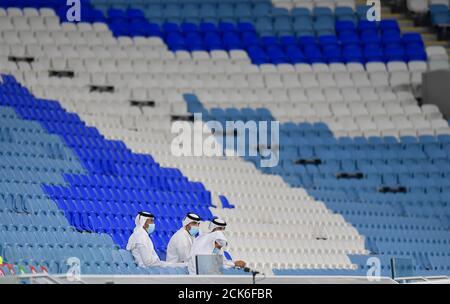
[0,0,450,279]
[0,78,200,275]
[0,0,429,65]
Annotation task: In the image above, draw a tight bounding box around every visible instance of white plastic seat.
[359,87,379,102]
[334,72,354,88]
[229,50,249,60]
[229,74,249,88]
[329,63,347,72]
[277,63,296,73]
[92,22,109,33]
[6,7,23,16]
[426,46,448,61]
[374,118,397,136]
[84,58,102,73]
[28,16,46,31]
[294,103,316,118]
[99,58,117,73]
[282,74,300,88]
[331,103,351,117]
[428,60,450,71]
[369,71,390,87]
[324,88,344,103]
[338,117,359,135]
[0,16,13,30]
[259,64,278,74]
[192,51,210,61]
[351,72,371,87]
[49,31,69,45]
[50,57,67,70]
[408,60,427,72]
[43,15,60,30]
[349,102,369,116]
[394,117,416,135]
[311,63,329,73]
[299,73,319,88]
[358,119,378,135]
[346,62,365,72]
[387,61,408,72]
[18,31,37,44]
[421,104,443,119]
[430,118,450,131]
[366,62,387,72]
[210,50,229,60]
[385,103,405,115]
[39,8,56,17]
[312,103,332,118]
[317,73,336,88]
[378,91,398,103]
[341,88,360,102]
[390,71,411,87]
[306,87,326,102]
[409,61,427,85]
[271,88,290,102]
[74,22,92,33]
[407,0,429,13]
[264,74,284,88]
[396,91,416,104]
[404,104,423,116]
[294,63,313,73]
[288,88,308,102]
[412,118,434,135]
[367,103,387,116]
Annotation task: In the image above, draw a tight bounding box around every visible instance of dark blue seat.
[342,45,364,63]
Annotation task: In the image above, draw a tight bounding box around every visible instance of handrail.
[14,273,86,284]
[395,276,450,284]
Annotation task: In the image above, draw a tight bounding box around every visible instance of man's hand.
[234,260,246,268]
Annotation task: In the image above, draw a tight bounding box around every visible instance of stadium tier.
[0,0,450,281]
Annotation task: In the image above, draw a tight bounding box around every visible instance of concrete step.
[382,13,404,19]
[396,18,413,24]
[381,7,391,14]
[400,26,432,34]
[425,40,449,46]
[422,33,441,41]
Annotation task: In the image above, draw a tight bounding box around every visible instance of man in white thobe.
[166,212,202,263]
[188,218,246,274]
[126,211,184,268]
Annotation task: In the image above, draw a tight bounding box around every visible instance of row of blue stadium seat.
[101,6,358,19]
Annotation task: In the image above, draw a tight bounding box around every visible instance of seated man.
[188,218,246,275]
[166,212,202,263]
[208,217,227,233]
[126,211,184,268]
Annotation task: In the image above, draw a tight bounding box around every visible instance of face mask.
[188,227,200,237]
[147,224,155,234]
[212,248,221,255]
